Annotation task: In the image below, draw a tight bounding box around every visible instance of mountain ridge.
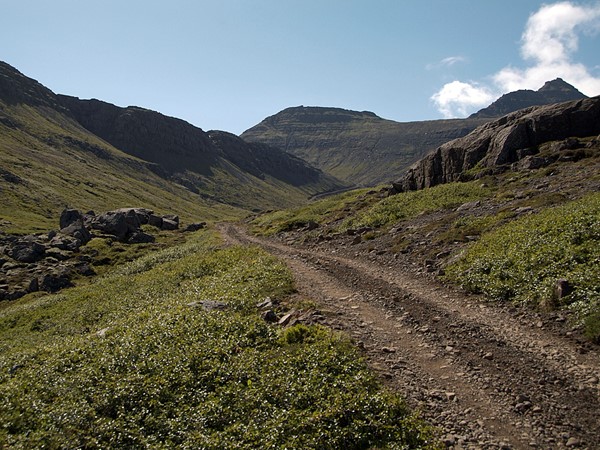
[392,96,600,193]
[241,106,488,186]
[470,78,587,119]
[0,61,346,232]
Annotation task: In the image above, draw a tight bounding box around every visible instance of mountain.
[241,106,488,186]
[0,61,345,232]
[392,96,600,193]
[58,95,345,208]
[470,78,587,119]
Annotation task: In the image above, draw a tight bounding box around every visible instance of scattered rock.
[127,230,155,244]
[261,310,279,322]
[6,240,45,263]
[183,222,206,232]
[161,218,179,231]
[566,437,582,447]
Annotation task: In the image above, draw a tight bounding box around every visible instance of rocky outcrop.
[392,97,600,193]
[470,78,587,119]
[0,207,187,301]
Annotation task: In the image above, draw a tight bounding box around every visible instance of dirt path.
[218,223,600,449]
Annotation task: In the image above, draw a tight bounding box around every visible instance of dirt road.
[218,223,600,449]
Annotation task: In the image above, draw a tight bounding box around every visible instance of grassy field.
[0,230,435,449]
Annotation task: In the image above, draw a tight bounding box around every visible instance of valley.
[1,59,599,448]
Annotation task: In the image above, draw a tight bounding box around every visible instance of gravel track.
[218,223,600,449]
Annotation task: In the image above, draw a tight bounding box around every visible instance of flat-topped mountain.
[241,106,488,186]
[470,78,587,119]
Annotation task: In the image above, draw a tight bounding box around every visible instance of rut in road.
[218,223,600,449]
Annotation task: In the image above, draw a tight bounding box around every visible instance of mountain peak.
[470,78,587,119]
[0,61,66,111]
[538,77,580,94]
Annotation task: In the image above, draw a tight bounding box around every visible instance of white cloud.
[432,1,600,118]
[431,81,495,118]
[426,56,467,70]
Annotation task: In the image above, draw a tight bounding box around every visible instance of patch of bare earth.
[218,223,600,449]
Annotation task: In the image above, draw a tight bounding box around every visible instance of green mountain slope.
[0,62,346,232]
[241,106,488,186]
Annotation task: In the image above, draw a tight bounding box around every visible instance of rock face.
[392,97,600,193]
[470,78,587,119]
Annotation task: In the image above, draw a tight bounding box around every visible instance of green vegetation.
[0,230,435,448]
[251,188,375,235]
[0,104,242,233]
[252,181,493,236]
[343,182,492,230]
[445,193,600,341]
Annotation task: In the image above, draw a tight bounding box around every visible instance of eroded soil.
[219,223,600,449]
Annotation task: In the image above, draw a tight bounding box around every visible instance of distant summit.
[470,78,587,119]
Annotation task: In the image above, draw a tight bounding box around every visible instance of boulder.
[161,218,178,231]
[7,240,46,263]
[148,214,163,228]
[59,208,83,229]
[91,209,141,241]
[115,207,154,225]
[127,230,155,244]
[162,214,179,225]
[59,220,91,246]
[49,234,83,252]
[38,271,72,292]
[183,222,206,232]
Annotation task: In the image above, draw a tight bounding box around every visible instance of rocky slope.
[58,95,346,205]
[470,78,587,119]
[392,96,600,193]
[241,106,488,186]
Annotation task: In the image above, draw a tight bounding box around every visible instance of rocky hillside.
[58,96,346,207]
[470,78,587,119]
[392,96,600,193]
[0,61,346,233]
[241,106,488,186]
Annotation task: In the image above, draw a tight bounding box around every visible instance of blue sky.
[2,1,599,134]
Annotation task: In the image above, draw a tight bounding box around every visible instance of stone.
[183,222,206,232]
[162,214,179,225]
[148,214,163,228]
[553,279,573,300]
[161,218,178,230]
[38,272,72,292]
[304,220,319,231]
[59,208,83,229]
[127,230,155,244]
[91,209,141,240]
[7,240,45,263]
[261,310,278,322]
[49,234,80,252]
[566,437,582,447]
[60,220,91,245]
